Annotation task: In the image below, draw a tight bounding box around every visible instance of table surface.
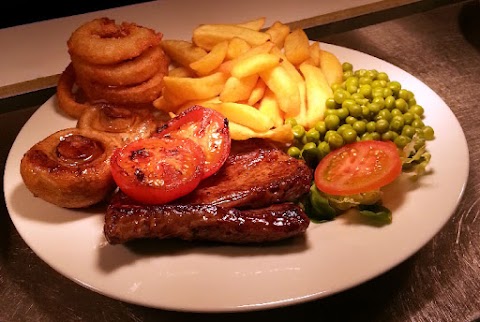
[1,1,480,321]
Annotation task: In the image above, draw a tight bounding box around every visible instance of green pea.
[337,123,352,134]
[326,97,337,109]
[343,70,354,80]
[327,132,344,149]
[359,76,373,85]
[395,98,408,112]
[423,126,435,140]
[408,98,417,107]
[334,89,350,104]
[361,132,374,141]
[352,120,367,135]
[402,112,414,125]
[345,76,359,87]
[314,121,327,136]
[371,80,383,88]
[359,84,372,98]
[317,141,331,158]
[292,124,305,139]
[411,118,425,128]
[381,130,398,141]
[366,69,378,79]
[342,62,353,72]
[370,132,381,140]
[284,117,297,127]
[342,128,358,143]
[401,125,416,138]
[372,96,385,109]
[345,116,357,125]
[409,104,424,116]
[324,130,337,142]
[306,128,320,143]
[342,98,356,110]
[336,107,350,120]
[355,69,368,77]
[398,89,411,101]
[348,103,362,118]
[388,81,401,96]
[394,135,411,148]
[390,108,403,117]
[372,87,385,98]
[390,115,405,132]
[369,102,381,114]
[383,87,393,98]
[375,108,392,122]
[350,92,364,100]
[366,121,376,133]
[375,119,389,134]
[331,83,343,92]
[287,146,301,158]
[385,95,396,110]
[346,84,358,94]
[362,106,372,120]
[377,72,389,81]
[324,114,341,130]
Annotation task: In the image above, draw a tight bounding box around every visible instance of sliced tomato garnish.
[314,140,402,196]
[110,136,205,204]
[154,105,231,179]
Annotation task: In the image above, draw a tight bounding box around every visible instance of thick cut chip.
[258,88,284,127]
[236,17,266,31]
[209,102,274,132]
[259,65,301,116]
[247,78,267,106]
[299,62,333,128]
[220,74,258,102]
[265,21,291,49]
[319,50,343,86]
[161,40,207,68]
[163,72,228,106]
[229,122,293,143]
[230,53,280,79]
[190,41,228,76]
[192,24,271,51]
[284,28,310,65]
[226,37,251,60]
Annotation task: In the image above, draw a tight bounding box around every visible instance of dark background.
[0,1,153,29]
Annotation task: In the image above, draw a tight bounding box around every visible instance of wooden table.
[1,1,479,321]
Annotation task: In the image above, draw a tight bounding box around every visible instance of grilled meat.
[104,138,313,244]
[178,138,313,209]
[105,193,309,244]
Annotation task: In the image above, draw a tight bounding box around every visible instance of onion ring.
[71,45,167,86]
[20,128,118,208]
[67,17,162,65]
[56,63,92,119]
[77,103,157,146]
[77,59,169,105]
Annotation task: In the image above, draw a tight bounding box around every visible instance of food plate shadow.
[96,235,310,273]
[7,183,103,224]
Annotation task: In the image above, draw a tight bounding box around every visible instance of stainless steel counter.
[1,1,479,321]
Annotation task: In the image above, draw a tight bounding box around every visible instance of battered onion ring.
[56,63,92,119]
[71,45,166,86]
[20,128,118,208]
[77,103,157,146]
[77,59,169,104]
[67,17,162,65]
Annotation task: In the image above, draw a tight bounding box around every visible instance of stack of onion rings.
[57,17,170,118]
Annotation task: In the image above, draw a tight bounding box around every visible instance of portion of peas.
[286,63,435,168]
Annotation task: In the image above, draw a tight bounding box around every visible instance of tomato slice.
[314,140,402,196]
[110,136,205,204]
[154,105,231,179]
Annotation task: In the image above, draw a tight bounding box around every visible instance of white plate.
[4,43,469,312]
